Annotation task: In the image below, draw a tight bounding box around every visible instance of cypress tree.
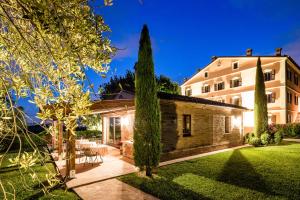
[133,25,161,177]
[254,57,268,137]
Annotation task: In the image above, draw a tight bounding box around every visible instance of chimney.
[275,48,282,56]
[211,56,217,62]
[246,48,252,56]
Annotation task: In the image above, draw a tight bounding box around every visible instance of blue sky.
[89,0,300,86]
[24,0,300,122]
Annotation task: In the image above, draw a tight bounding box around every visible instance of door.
[109,117,121,147]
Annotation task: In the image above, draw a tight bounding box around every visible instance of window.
[202,85,210,93]
[287,69,293,81]
[287,92,292,104]
[183,114,191,136]
[230,78,242,88]
[232,61,239,70]
[204,71,208,78]
[287,113,292,123]
[214,82,225,91]
[264,70,275,81]
[217,98,225,103]
[231,97,240,106]
[185,88,192,96]
[266,92,275,103]
[225,116,230,133]
[295,95,299,105]
[294,74,299,85]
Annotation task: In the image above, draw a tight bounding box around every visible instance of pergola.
[48,99,135,178]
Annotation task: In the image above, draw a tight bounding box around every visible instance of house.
[90,91,246,161]
[181,48,300,133]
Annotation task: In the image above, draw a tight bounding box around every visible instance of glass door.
[109,117,121,147]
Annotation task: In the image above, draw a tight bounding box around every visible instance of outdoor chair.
[75,145,85,163]
[83,148,98,166]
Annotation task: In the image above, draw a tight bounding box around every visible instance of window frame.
[232,61,239,70]
[204,71,208,78]
[225,116,230,134]
[183,114,192,137]
[185,87,192,96]
[266,92,275,103]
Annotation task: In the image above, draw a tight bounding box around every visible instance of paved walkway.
[284,138,300,142]
[70,145,249,200]
[159,144,250,167]
[74,179,158,200]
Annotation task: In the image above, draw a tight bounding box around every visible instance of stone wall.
[160,99,244,155]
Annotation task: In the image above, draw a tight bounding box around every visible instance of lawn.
[120,141,300,200]
[0,151,79,200]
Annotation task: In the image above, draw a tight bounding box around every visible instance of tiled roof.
[157,92,247,110]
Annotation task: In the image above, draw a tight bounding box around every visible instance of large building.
[181,48,300,132]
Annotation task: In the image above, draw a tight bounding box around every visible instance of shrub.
[274,130,283,144]
[244,132,255,144]
[260,132,270,145]
[75,130,102,139]
[248,136,261,147]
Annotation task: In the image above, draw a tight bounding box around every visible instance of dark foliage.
[99,70,180,95]
[254,57,268,137]
[134,25,161,177]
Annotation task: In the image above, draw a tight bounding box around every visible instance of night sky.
[24,0,300,122]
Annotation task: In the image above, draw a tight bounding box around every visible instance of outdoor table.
[89,144,108,163]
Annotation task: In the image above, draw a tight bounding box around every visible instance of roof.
[91,92,247,112]
[182,55,300,86]
[100,90,135,100]
[157,92,247,110]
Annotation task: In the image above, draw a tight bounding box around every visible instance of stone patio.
[73,178,158,200]
[54,145,138,189]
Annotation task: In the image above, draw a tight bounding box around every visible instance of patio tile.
[53,146,138,189]
[73,179,158,200]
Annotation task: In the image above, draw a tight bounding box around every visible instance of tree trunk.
[66,129,76,179]
[58,121,63,156]
[146,166,152,177]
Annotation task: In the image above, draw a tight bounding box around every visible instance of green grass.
[119,141,300,200]
[0,150,80,200]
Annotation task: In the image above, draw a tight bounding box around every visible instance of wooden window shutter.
[214,84,217,91]
[272,69,275,80]
[230,80,232,88]
[208,85,210,92]
[201,86,204,93]
[239,78,242,86]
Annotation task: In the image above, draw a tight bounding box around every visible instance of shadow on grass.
[120,174,211,200]
[217,149,275,196]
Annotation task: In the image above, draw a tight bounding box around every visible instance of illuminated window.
[183,114,191,137]
[232,61,239,70]
[295,95,298,105]
[266,92,275,103]
[185,88,192,96]
[225,116,230,133]
[202,85,210,93]
[264,70,275,81]
[214,82,225,91]
[231,97,240,106]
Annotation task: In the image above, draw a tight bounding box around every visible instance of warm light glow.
[231,116,241,128]
[121,116,130,126]
[243,111,254,127]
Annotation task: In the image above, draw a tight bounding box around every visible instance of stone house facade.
[90,92,246,161]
